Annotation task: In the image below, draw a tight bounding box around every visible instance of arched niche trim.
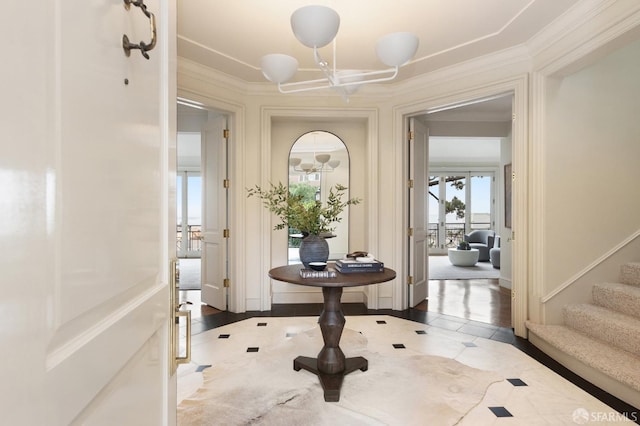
[288,131,350,263]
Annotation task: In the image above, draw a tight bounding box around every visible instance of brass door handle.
[169,259,192,374]
[175,310,192,365]
[122,0,157,60]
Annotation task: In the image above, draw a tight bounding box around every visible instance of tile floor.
[177,309,639,424]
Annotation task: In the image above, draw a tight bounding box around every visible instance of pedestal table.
[268,263,396,402]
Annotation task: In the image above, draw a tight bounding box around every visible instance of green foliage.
[445,196,466,219]
[247,182,361,235]
[289,182,317,203]
[457,240,471,250]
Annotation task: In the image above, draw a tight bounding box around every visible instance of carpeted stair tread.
[593,282,640,320]
[563,304,640,356]
[620,262,640,287]
[526,322,640,392]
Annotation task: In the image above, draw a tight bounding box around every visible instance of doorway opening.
[176,102,230,309]
[177,106,207,292]
[408,94,513,328]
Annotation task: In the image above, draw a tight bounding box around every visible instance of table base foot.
[293,355,368,402]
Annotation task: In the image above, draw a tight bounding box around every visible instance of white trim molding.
[259,106,379,310]
[393,74,529,336]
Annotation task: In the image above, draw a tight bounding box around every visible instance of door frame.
[396,76,528,337]
[407,117,429,307]
[177,93,243,312]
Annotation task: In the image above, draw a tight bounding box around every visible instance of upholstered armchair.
[490,235,501,269]
[463,230,495,261]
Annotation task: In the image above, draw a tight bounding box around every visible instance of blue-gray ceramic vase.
[298,234,329,268]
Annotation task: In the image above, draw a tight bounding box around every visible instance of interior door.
[408,118,429,306]
[201,115,228,310]
[2,1,177,424]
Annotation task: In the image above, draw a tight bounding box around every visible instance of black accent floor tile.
[463,341,477,347]
[195,364,211,372]
[376,320,387,324]
[257,322,267,326]
[218,334,230,339]
[489,406,513,417]
[246,347,259,352]
[507,378,528,386]
[415,330,427,334]
[392,343,406,349]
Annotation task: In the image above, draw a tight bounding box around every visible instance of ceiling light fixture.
[290,154,340,174]
[261,5,419,101]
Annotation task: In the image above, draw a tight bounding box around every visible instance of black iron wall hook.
[122,0,157,60]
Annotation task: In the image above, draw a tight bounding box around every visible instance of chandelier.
[289,154,340,174]
[260,5,419,100]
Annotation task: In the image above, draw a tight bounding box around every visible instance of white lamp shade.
[315,154,331,164]
[289,157,302,167]
[328,159,340,169]
[261,54,298,83]
[291,5,340,48]
[375,32,419,67]
[301,163,314,172]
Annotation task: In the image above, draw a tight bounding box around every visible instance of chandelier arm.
[278,79,333,94]
[313,48,338,86]
[332,67,399,88]
[277,66,400,94]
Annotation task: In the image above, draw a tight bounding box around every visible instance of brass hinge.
[223,179,230,188]
[407,228,413,237]
[512,113,516,121]
[407,179,414,188]
[223,278,230,288]
[511,290,515,299]
[408,130,414,140]
[223,229,230,238]
[223,129,229,139]
[511,231,515,240]
[408,276,414,285]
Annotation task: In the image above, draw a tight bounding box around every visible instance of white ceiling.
[177,0,580,85]
[429,137,501,164]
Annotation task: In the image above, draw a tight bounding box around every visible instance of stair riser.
[593,286,640,320]
[564,310,640,356]
[620,263,640,287]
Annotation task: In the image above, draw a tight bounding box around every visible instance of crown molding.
[178,44,532,104]
[392,44,531,101]
[527,0,640,74]
[178,57,248,95]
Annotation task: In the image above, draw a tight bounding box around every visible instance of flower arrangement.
[246,182,361,236]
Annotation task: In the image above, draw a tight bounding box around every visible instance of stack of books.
[299,268,338,278]
[335,258,384,274]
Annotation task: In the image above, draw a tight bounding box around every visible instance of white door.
[408,118,429,306]
[201,115,228,310]
[1,1,177,424]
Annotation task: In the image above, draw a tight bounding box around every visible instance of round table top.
[268,263,396,288]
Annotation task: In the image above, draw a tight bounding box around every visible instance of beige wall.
[176,2,640,333]
[540,38,640,323]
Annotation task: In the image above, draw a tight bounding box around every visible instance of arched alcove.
[288,131,350,263]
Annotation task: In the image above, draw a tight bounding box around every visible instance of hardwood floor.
[416,278,512,328]
[180,277,511,329]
